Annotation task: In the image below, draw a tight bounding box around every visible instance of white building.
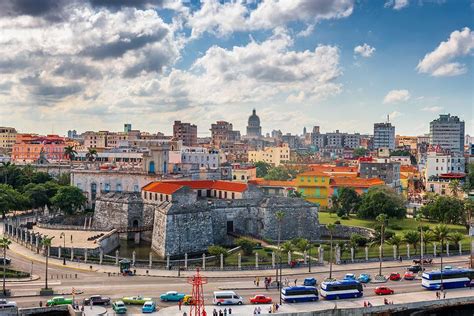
[248,144,290,166]
[430,114,465,153]
[390,156,412,166]
[424,151,465,181]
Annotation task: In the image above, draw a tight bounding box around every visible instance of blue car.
[142,301,156,313]
[358,273,371,283]
[303,277,317,286]
[160,291,185,302]
[344,273,356,280]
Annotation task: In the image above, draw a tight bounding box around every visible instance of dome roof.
[248,109,260,126]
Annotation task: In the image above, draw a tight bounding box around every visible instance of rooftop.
[143,180,248,194]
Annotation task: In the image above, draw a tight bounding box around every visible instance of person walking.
[178,299,182,311]
[443,291,446,299]
[253,308,257,315]
[256,276,260,287]
[294,279,297,286]
[213,309,218,316]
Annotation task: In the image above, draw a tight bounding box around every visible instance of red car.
[389,272,401,281]
[374,286,394,295]
[250,295,272,304]
[404,271,415,280]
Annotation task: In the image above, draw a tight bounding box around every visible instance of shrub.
[235,238,257,256]
[340,215,349,220]
[388,224,403,230]
[334,220,341,225]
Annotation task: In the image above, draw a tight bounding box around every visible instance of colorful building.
[248,179,296,197]
[11,134,67,163]
[329,177,384,197]
[296,171,331,207]
[248,144,290,166]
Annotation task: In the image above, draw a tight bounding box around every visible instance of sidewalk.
[157,286,474,315]
[7,237,470,279]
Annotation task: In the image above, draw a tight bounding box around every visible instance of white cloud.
[354,43,376,57]
[387,111,403,119]
[383,89,411,104]
[186,0,354,38]
[384,0,409,10]
[297,24,315,38]
[417,27,474,77]
[421,106,443,112]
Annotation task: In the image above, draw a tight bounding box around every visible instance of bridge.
[116,225,153,233]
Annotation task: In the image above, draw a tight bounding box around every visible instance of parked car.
[112,301,127,314]
[142,301,157,313]
[122,295,152,305]
[404,271,416,280]
[344,273,356,280]
[0,299,17,308]
[83,295,111,306]
[250,295,272,304]
[46,297,73,306]
[160,291,186,302]
[388,272,401,281]
[407,265,424,273]
[303,277,317,286]
[0,258,11,265]
[374,286,394,295]
[357,273,371,283]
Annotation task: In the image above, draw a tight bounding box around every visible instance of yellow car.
[183,295,194,305]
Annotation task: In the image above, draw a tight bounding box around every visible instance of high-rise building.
[210,121,240,148]
[373,122,395,150]
[0,127,17,152]
[173,121,197,147]
[124,123,132,133]
[246,109,262,138]
[429,114,465,153]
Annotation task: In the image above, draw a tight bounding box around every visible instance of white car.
[0,299,17,309]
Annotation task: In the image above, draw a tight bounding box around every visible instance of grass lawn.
[318,212,467,235]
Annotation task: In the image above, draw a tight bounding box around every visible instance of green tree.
[63,145,77,162]
[208,245,228,264]
[353,147,368,158]
[337,187,361,217]
[464,163,474,191]
[51,186,86,215]
[264,166,290,181]
[0,184,29,218]
[422,230,436,251]
[24,183,50,210]
[350,233,368,248]
[295,238,310,255]
[376,214,388,276]
[448,180,461,198]
[421,196,465,224]
[31,172,52,184]
[327,223,336,279]
[0,237,11,296]
[235,238,257,256]
[449,232,464,250]
[329,195,339,217]
[281,241,294,253]
[433,225,450,287]
[358,187,406,219]
[387,234,403,257]
[41,236,54,291]
[403,231,420,255]
[85,148,98,162]
[254,161,271,178]
[56,173,71,186]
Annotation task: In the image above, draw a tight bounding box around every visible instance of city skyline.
[0,0,472,136]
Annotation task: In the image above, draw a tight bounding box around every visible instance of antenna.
[387,114,390,123]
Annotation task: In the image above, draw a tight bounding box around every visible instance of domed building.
[246,109,262,138]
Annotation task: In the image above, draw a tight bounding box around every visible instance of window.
[133,185,139,192]
[116,183,122,192]
[104,183,111,192]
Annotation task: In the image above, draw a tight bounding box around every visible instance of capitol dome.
[246,109,262,138]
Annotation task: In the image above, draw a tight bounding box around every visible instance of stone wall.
[93,192,144,230]
[319,224,374,239]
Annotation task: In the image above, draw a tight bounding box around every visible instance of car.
[374,286,394,295]
[388,272,401,281]
[344,273,356,280]
[46,296,73,306]
[112,301,127,314]
[249,295,272,304]
[83,295,111,306]
[0,299,17,308]
[183,295,194,305]
[407,265,424,273]
[122,295,153,305]
[357,273,371,283]
[142,301,157,313]
[0,258,11,265]
[404,271,416,280]
[160,291,186,302]
[303,277,317,286]
[444,265,453,270]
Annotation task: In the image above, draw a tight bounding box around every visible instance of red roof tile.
[143,180,248,194]
[142,182,183,194]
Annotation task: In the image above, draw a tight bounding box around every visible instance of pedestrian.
[364,301,367,307]
[183,312,187,316]
[435,291,439,299]
[219,310,223,316]
[228,307,232,314]
[224,308,227,316]
[253,308,257,315]
[257,306,261,314]
[203,311,207,316]
[257,276,260,287]
[384,298,388,305]
[39,301,42,307]
[443,291,446,299]
[275,303,279,311]
[268,306,272,313]
[178,299,182,311]
[254,277,257,285]
[294,278,297,286]
[213,309,218,316]
[367,301,372,307]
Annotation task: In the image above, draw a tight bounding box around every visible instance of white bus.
[213,291,243,305]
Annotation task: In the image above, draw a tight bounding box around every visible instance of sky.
[0,0,472,137]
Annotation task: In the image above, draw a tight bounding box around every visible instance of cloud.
[186,0,354,38]
[383,89,411,104]
[421,106,443,112]
[297,24,315,38]
[388,111,403,119]
[354,43,376,57]
[384,0,409,10]
[417,27,474,77]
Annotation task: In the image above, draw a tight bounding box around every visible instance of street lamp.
[60,232,66,265]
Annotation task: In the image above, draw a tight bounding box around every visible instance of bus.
[320,280,363,300]
[422,268,474,290]
[281,286,319,303]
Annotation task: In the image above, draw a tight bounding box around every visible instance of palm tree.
[433,224,450,289]
[327,223,336,279]
[403,231,420,255]
[422,230,436,253]
[449,232,464,252]
[41,236,54,290]
[0,237,11,296]
[63,146,77,163]
[415,213,424,263]
[376,214,388,277]
[85,148,98,162]
[387,235,403,259]
[275,211,285,290]
[448,180,461,198]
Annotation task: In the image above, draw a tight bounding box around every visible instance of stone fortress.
[93,180,320,257]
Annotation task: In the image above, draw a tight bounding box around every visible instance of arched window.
[241,175,245,180]
[116,183,122,192]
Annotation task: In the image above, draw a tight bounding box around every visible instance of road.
[5,242,469,315]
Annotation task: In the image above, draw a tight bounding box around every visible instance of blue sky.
[0,0,472,136]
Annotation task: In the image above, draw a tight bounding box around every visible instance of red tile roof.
[143,180,248,194]
[142,182,183,194]
[249,178,296,187]
[330,177,384,188]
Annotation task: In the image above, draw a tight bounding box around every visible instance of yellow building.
[296,171,330,207]
[248,144,290,166]
[0,127,17,152]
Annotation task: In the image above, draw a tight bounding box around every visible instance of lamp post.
[308,243,311,273]
[60,232,66,265]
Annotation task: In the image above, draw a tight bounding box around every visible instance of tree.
[0,237,11,296]
[329,195,339,218]
[387,234,403,257]
[254,161,271,178]
[337,187,361,217]
[56,173,71,186]
[433,225,450,288]
[403,231,420,255]
[358,187,406,219]
[376,214,388,276]
[51,186,86,215]
[353,147,368,158]
[63,145,77,162]
[448,179,461,198]
[24,183,50,210]
[421,196,465,224]
[464,163,474,192]
[235,238,257,256]
[281,241,294,253]
[327,223,336,279]
[207,246,228,264]
[350,233,368,248]
[295,238,310,255]
[31,172,52,184]
[275,210,285,287]
[41,236,54,290]
[85,148,98,162]
[449,232,464,250]
[264,166,290,181]
[288,189,303,198]
[0,184,29,218]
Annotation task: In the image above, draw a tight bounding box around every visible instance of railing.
[116,225,153,233]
